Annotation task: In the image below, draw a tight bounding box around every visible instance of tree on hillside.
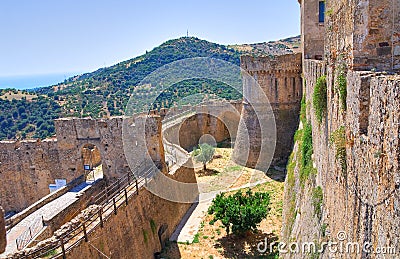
[208,189,270,236]
[192,143,215,170]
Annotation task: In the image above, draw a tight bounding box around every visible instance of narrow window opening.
[319,1,325,23]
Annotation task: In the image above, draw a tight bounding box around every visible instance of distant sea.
[0,73,80,90]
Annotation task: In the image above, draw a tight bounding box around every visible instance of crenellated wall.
[11,155,198,259]
[0,115,165,213]
[234,53,302,169]
[0,139,69,212]
[164,102,242,152]
[281,59,400,258]
[0,100,241,214]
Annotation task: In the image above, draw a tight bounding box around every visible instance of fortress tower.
[233,53,302,170]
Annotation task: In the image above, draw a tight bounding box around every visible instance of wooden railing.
[16,167,155,259]
[15,216,45,250]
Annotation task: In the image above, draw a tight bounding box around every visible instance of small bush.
[312,186,323,220]
[313,75,327,124]
[337,72,347,111]
[301,122,313,169]
[150,219,157,235]
[300,96,307,124]
[329,126,347,175]
[321,223,328,237]
[208,189,270,235]
[192,233,200,243]
[142,229,149,244]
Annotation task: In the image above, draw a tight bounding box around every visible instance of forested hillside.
[0,36,299,140]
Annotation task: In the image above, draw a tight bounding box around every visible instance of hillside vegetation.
[0,36,299,140]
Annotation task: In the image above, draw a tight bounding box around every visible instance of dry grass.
[0,90,37,101]
[193,148,273,193]
[162,148,285,258]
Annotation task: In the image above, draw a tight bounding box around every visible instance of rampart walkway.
[1,180,97,257]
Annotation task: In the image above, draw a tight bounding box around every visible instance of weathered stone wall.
[324,0,400,71]
[0,139,73,213]
[234,53,302,169]
[62,165,197,259]
[162,102,242,152]
[0,207,5,253]
[81,145,101,168]
[300,0,325,60]
[0,115,165,214]
[1,100,240,215]
[281,58,400,258]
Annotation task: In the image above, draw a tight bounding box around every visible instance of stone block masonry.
[234,53,302,169]
[0,115,165,213]
[281,58,400,258]
[0,207,5,253]
[66,167,197,259]
[0,139,70,213]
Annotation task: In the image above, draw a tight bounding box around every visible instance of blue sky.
[0,0,300,77]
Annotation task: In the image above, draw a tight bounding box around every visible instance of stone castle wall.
[0,115,165,213]
[281,59,400,258]
[18,160,198,258]
[0,100,240,214]
[0,139,72,212]
[169,102,242,151]
[234,53,302,169]
[39,161,197,259]
[325,0,400,71]
[0,207,5,253]
[299,0,325,60]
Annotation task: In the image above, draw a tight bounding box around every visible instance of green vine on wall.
[336,65,347,111]
[329,126,347,176]
[313,75,327,124]
[312,186,323,220]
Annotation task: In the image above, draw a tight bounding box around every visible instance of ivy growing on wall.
[312,186,323,220]
[300,121,316,185]
[336,66,347,111]
[313,75,327,124]
[329,126,347,176]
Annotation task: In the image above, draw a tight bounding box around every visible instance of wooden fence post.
[99,207,104,228]
[61,237,66,259]
[113,198,117,215]
[124,189,128,205]
[82,222,88,242]
[136,179,139,195]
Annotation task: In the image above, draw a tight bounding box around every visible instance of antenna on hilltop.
[187,29,189,37]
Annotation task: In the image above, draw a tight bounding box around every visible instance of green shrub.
[337,72,347,111]
[329,126,347,175]
[208,189,270,235]
[313,75,327,124]
[300,96,307,124]
[321,223,328,237]
[142,229,149,244]
[312,186,323,220]
[192,233,200,243]
[301,122,313,169]
[150,219,157,235]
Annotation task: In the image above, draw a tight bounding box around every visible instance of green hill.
[0,36,300,140]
